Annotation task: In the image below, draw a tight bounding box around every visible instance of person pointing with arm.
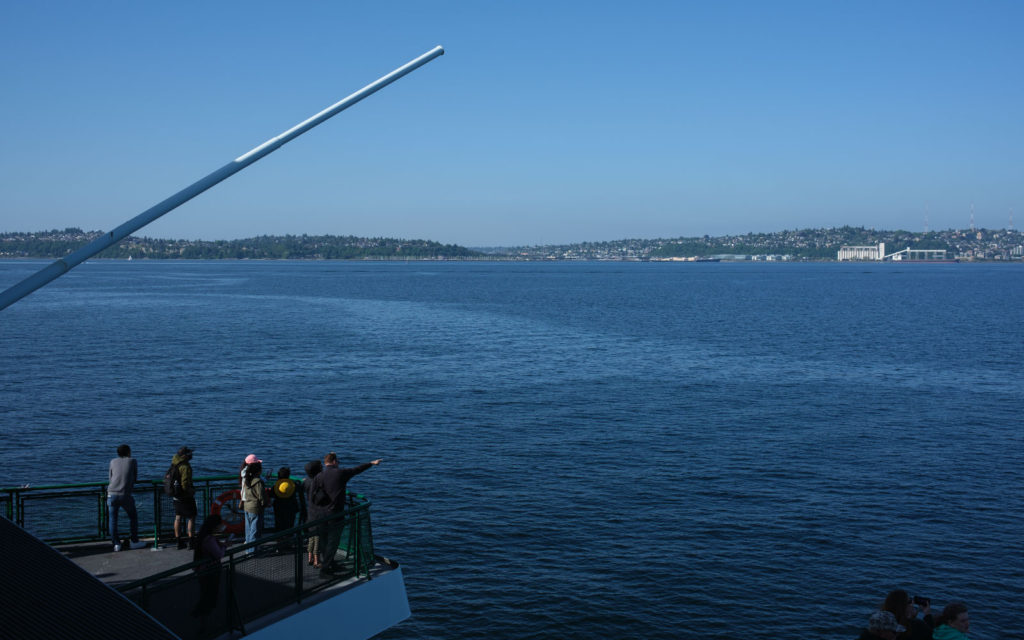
[312,453,382,577]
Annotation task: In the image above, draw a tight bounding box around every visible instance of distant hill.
[0,229,484,260]
[2,225,1021,261]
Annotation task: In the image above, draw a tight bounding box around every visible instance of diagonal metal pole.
[0,45,444,312]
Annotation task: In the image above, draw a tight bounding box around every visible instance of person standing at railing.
[304,459,324,568]
[310,452,382,578]
[107,444,147,552]
[241,455,266,555]
[172,446,197,550]
[272,466,299,532]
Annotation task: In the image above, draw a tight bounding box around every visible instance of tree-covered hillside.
[0,229,483,260]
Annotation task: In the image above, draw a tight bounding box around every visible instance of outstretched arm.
[344,459,383,479]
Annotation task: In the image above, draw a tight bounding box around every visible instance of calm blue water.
[1,260,1022,639]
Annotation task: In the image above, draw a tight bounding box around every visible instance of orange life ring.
[210,489,244,535]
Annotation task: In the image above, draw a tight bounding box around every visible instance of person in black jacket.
[191,514,226,618]
[310,451,382,578]
[272,466,300,532]
[304,460,323,568]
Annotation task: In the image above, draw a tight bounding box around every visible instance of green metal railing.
[1,475,256,546]
[0,474,373,549]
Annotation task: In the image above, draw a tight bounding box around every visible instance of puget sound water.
[1,260,1022,639]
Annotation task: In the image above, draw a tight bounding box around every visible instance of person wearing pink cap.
[240,454,266,554]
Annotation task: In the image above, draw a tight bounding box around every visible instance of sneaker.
[129,540,147,550]
[113,544,122,552]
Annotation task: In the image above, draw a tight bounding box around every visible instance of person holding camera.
[882,589,934,640]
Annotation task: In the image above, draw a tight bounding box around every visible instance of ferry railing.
[0,474,296,546]
[117,502,375,640]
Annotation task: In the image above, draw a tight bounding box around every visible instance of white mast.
[0,46,445,311]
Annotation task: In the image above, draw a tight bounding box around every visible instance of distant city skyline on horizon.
[4,224,1021,265]
[1,2,1021,247]
[4,222,1019,252]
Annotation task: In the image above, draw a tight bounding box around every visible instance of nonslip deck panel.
[0,516,177,640]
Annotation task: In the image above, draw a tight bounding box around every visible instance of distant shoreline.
[2,256,1020,264]
[2,226,1022,261]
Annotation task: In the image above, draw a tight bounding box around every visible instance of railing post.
[361,508,375,578]
[153,484,162,547]
[98,488,105,541]
[225,555,234,632]
[355,509,363,576]
[226,554,246,636]
[199,480,209,518]
[294,528,303,603]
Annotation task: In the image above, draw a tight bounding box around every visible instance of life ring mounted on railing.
[210,489,244,535]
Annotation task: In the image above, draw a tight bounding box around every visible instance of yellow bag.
[273,478,296,499]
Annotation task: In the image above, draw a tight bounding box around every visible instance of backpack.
[273,477,296,500]
[163,463,181,497]
[310,478,330,507]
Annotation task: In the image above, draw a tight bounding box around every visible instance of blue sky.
[1,1,1021,246]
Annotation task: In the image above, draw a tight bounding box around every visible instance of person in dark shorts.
[172,446,197,549]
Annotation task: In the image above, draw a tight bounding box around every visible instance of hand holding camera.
[912,595,931,616]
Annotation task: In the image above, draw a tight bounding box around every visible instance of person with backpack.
[240,454,266,555]
[272,466,299,532]
[170,446,197,550]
